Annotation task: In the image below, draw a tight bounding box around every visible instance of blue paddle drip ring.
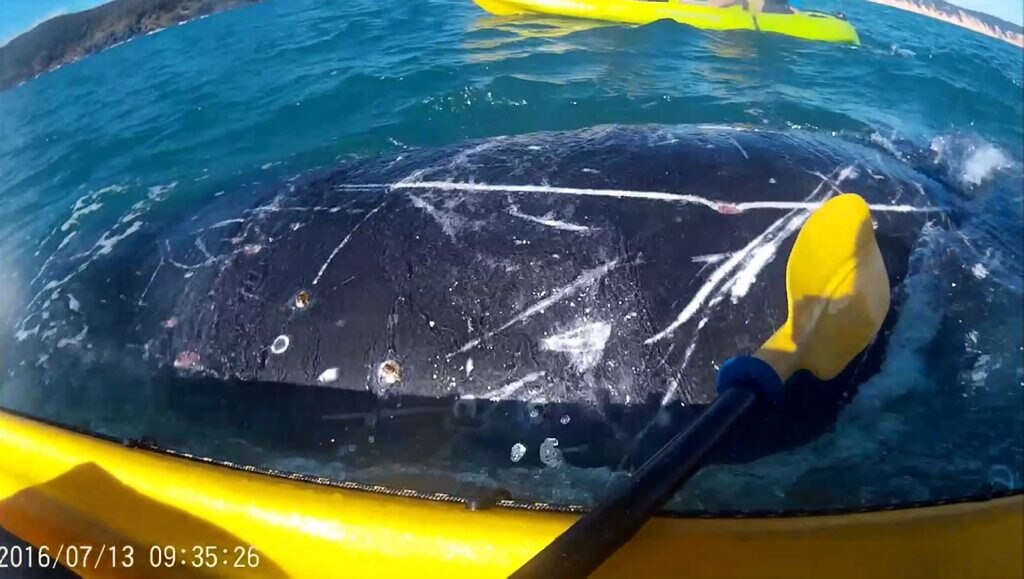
[716,355,785,403]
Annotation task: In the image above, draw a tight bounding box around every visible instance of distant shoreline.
[867,0,1024,48]
[0,0,258,92]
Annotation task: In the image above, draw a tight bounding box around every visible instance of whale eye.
[294,290,311,309]
[378,360,402,384]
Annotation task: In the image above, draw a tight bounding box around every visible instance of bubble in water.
[988,464,1016,490]
[527,402,543,419]
[540,437,563,468]
[510,443,526,463]
[560,415,571,425]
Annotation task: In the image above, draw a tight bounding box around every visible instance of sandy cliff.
[867,0,1024,47]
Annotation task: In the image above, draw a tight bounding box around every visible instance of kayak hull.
[1,409,1021,579]
[471,0,861,44]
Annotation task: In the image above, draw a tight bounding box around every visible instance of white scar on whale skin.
[508,204,594,232]
[541,321,612,372]
[643,212,801,345]
[138,249,166,307]
[659,320,706,406]
[451,259,622,356]
[470,371,546,401]
[691,252,731,265]
[727,136,749,160]
[312,199,388,286]
[332,180,936,214]
[407,193,466,238]
[399,181,723,209]
[645,166,853,346]
[165,240,220,271]
[728,236,786,303]
[193,218,247,233]
[377,181,935,214]
[722,166,865,306]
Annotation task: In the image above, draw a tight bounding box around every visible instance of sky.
[954,0,1024,25]
[1,0,109,44]
[0,0,1022,44]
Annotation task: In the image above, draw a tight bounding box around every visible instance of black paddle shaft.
[512,386,758,579]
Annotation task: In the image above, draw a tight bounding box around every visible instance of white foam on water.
[968,354,996,387]
[56,231,78,252]
[147,181,177,201]
[56,325,88,348]
[931,135,1016,188]
[961,143,1011,186]
[61,202,103,232]
[14,324,40,342]
[95,220,144,256]
[890,44,916,57]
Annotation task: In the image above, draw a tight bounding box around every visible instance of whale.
[3,125,944,478]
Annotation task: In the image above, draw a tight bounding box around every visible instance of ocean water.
[0,0,1021,514]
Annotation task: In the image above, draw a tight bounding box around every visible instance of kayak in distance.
[471,0,861,44]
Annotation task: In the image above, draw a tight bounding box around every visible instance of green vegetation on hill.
[0,0,256,90]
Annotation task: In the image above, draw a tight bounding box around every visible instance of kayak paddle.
[512,193,891,579]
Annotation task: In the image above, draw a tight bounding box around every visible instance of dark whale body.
[5,126,943,479]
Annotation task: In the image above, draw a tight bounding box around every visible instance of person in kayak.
[705,0,799,14]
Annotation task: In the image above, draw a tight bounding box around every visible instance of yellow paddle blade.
[756,194,890,382]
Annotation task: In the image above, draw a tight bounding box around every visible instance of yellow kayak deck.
[1,409,1021,578]
[473,0,861,44]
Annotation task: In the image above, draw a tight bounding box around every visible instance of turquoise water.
[0,0,1021,512]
